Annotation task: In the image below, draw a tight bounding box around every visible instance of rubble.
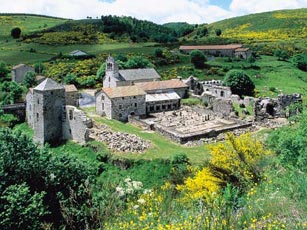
[90,125,150,153]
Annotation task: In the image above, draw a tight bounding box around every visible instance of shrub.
[291,54,307,71]
[190,50,206,69]
[224,70,255,97]
[11,27,21,39]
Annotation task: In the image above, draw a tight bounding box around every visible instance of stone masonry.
[27,78,92,145]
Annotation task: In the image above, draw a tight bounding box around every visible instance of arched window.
[220,91,224,97]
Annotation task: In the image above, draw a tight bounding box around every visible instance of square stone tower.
[33,78,65,145]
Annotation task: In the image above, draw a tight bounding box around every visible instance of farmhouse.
[26,78,92,145]
[179,44,251,59]
[11,64,35,83]
[103,55,161,88]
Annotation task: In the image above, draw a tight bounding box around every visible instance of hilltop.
[0,13,68,39]
[186,9,307,47]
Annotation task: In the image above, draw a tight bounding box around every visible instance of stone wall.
[65,91,79,106]
[202,85,232,99]
[62,105,93,144]
[33,88,65,145]
[12,65,35,83]
[254,94,302,122]
[212,99,234,118]
[96,91,146,121]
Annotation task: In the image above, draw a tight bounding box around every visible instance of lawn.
[83,107,210,165]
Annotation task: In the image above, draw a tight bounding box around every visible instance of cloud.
[230,0,307,15]
[0,0,307,24]
[0,0,233,24]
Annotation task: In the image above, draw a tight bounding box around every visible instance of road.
[79,91,96,108]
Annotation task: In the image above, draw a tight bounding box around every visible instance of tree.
[96,63,106,80]
[199,27,208,37]
[22,71,37,88]
[64,73,78,85]
[224,70,255,97]
[190,50,207,68]
[34,62,45,74]
[10,27,21,39]
[215,28,222,36]
[0,183,47,230]
[124,56,154,69]
[0,81,24,105]
[0,128,95,228]
[0,62,9,82]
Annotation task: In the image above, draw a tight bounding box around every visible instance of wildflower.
[137,198,146,204]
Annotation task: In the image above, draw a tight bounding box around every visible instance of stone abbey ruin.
[18,56,302,147]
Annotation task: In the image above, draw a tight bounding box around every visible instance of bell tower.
[103,55,119,88]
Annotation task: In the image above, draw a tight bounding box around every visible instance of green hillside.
[0,14,68,39]
[187,9,307,42]
[209,8,307,41]
[22,15,177,45]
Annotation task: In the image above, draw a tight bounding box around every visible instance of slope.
[206,8,307,42]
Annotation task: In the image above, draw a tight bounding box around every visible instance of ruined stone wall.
[202,85,232,99]
[65,91,79,106]
[62,105,93,144]
[212,99,234,118]
[254,94,302,121]
[33,89,65,145]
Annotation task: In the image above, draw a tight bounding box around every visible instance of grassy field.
[207,55,307,96]
[0,41,158,65]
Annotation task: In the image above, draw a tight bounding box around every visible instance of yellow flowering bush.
[208,133,270,189]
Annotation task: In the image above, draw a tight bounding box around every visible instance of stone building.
[103,56,161,88]
[179,44,251,59]
[64,84,79,106]
[96,85,146,121]
[26,78,92,145]
[12,64,35,83]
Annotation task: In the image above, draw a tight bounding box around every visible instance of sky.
[1,0,307,24]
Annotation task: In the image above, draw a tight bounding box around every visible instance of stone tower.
[103,55,120,88]
[33,78,65,145]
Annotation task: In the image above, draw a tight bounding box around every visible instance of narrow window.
[36,113,39,121]
[134,103,137,107]
[69,110,73,120]
[101,95,105,100]
[102,103,104,110]
[119,105,122,109]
